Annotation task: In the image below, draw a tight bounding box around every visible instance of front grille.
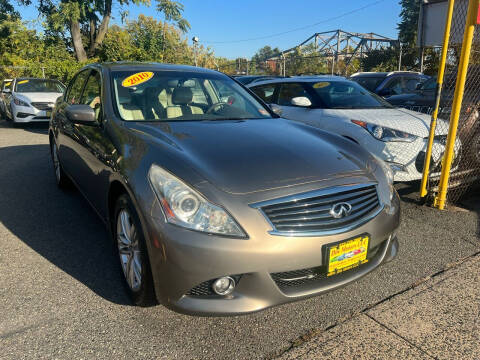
[271,243,382,291]
[31,102,53,111]
[254,184,381,236]
[187,280,214,296]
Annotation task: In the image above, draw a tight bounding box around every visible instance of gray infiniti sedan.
[49,62,400,316]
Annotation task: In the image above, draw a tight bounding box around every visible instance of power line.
[200,0,388,45]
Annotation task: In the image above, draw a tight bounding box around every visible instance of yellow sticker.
[313,82,330,89]
[17,80,29,84]
[5,82,11,86]
[121,72,154,87]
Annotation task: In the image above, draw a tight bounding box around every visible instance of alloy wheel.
[52,143,61,183]
[116,209,142,291]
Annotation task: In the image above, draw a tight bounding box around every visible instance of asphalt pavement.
[0,119,479,359]
[279,253,480,360]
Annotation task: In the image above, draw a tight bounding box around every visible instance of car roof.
[350,71,424,78]
[90,62,221,76]
[247,75,346,87]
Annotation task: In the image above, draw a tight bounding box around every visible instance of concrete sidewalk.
[277,253,480,360]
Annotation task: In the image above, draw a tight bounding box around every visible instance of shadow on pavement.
[0,144,131,305]
[0,120,49,134]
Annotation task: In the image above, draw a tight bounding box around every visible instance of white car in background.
[0,79,13,118]
[248,76,460,182]
[4,78,65,124]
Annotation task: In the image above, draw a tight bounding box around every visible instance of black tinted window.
[277,83,311,106]
[252,84,276,103]
[309,80,392,109]
[350,76,385,92]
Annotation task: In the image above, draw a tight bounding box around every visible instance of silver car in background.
[4,78,65,124]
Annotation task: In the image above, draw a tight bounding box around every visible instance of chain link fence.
[398,0,480,204]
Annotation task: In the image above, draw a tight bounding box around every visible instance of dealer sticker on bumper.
[327,236,369,276]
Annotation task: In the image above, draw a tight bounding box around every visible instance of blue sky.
[18,0,401,59]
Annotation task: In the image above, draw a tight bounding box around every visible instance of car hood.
[129,118,374,195]
[326,108,438,137]
[15,92,63,103]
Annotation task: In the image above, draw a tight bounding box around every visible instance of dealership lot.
[0,119,479,359]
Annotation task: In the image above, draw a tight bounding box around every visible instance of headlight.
[13,97,30,107]
[351,120,417,142]
[370,154,395,202]
[148,164,246,237]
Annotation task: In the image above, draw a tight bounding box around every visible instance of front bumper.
[370,137,461,182]
[143,190,401,316]
[12,104,51,123]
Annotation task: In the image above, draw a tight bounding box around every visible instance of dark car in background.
[233,75,284,85]
[349,71,429,97]
[49,62,400,316]
[386,77,436,114]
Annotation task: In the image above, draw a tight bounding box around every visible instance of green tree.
[0,19,81,82]
[98,15,217,68]
[0,0,18,22]
[398,0,420,47]
[20,0,189,62]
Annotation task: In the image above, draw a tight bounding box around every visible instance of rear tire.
[114,194,157,307]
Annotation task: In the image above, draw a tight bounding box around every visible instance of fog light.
[212,276,235,295]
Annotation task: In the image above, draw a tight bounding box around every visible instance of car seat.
[166,87,203,119]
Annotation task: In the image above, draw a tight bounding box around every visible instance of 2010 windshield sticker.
[17,80,29,84]
[313,82,330,89]
[122,72,154,87]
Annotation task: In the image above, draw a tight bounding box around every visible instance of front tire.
[50,140,71,188]
[114,194,156,306]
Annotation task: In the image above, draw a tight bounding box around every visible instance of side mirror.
[270,104,283,116]
[291,96,312,107]
[66,104,97,125]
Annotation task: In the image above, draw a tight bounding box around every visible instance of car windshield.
[15,79,65,93]
[349,76,386,92]
[112,70,273,121]
[308,80,393,109]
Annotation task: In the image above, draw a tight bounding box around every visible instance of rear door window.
[277,83,311,106]
[252,84,276,103]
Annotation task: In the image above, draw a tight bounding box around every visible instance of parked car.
[233,75,284,85]
[0,79,13,119]
[349,71,429,98]
[49,63,400,315]
[4,77,65,124]
[387,71,480,169]
[249,76,461,182]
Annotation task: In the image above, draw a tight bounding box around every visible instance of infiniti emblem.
[329,202,352,219]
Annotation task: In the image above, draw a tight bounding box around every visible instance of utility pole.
[282,53,286,76]
[192,36,199,67]
[336,30,341,75]
[419,47,425,73]
[398,43,403,71]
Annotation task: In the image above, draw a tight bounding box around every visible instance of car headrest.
[172,87,193,105]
